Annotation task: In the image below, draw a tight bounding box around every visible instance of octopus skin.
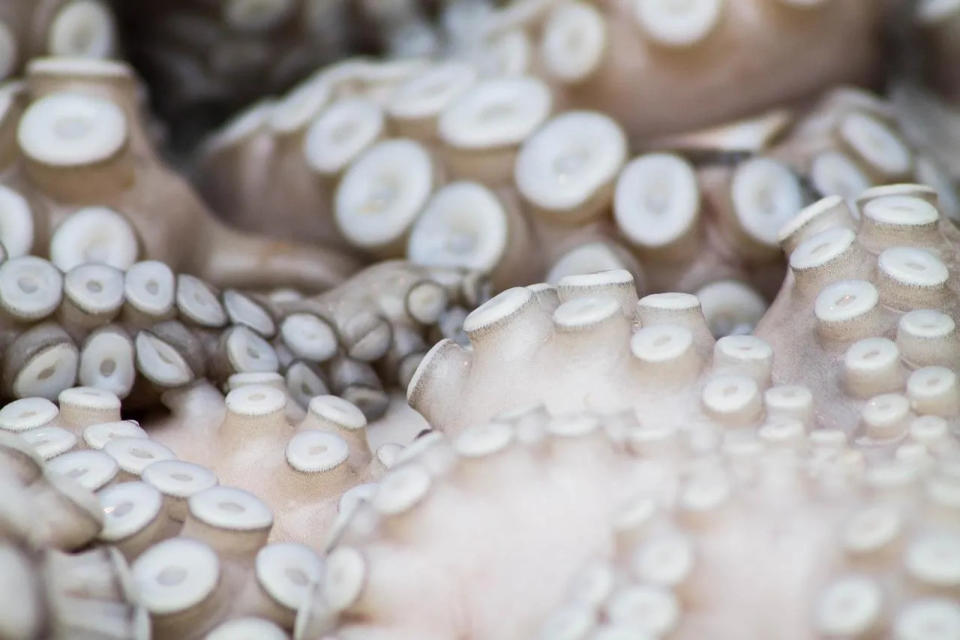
[0,200,953,638]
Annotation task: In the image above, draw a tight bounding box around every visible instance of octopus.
[0,2,958,640]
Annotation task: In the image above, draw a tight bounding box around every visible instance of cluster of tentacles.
[311,407,960,639]
[0,362,449,639]
[0,185,954,640]
[195,57,960,338]
[0,1,959,640]
[0,56,363,292]
[0,55,485,419]
[0,384,334,638]
[409,188,960,431]
[320,187,960,639]
[0,250,479,419]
